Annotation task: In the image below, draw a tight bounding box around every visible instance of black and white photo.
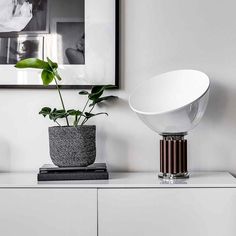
[0,38,9,64]
[0,0,48,34]
[56,21,85,65]
[10,36,44,62]
[0,36,43,64]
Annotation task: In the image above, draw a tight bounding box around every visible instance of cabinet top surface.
[0,172,235,188]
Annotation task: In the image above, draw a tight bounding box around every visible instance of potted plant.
[15,57,117,167]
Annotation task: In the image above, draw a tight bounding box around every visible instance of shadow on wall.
[230,172,236,178]
[188,77,236,173]
[96,98,130,171]
[203,79,232,125]
[97,130,129,172]
[0,137,11,172]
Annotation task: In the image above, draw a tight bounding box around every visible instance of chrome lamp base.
[158,172,189,179]
[159,134,189,179]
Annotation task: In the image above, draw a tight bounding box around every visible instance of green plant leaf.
[52,110,67,117]
[67,109,83,116]
[89,95,117,107]
[49,108,56,120]
[67,109,77,116]
[47,57,58,69]
[53,109,66,114]
[49,109,67,121]
[46,57,62,81]
[85,112,108,119]
[89,86,104,100]
[39,107,52,117]
[79,91,89,95]
[41,70,54,86]
[15,58,50,71]
[89,85,116,101]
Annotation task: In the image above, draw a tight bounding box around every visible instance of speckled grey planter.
[48,126,96,167]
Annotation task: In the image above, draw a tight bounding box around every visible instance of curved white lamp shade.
[129,70,210,135]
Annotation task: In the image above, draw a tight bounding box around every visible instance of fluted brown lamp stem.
[159,135,189,179]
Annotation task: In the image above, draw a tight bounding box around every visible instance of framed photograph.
[0,0,49,35]
[0,0,119,89]
[0,36,44,64]
[52,18,85,65]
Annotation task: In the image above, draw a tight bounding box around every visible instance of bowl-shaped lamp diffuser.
[129,70,210,179]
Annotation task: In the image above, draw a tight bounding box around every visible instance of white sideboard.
[0,172,235,236]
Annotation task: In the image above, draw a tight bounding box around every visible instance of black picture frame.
[0,0,119,89]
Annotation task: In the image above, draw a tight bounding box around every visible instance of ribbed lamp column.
[159,135,189,179]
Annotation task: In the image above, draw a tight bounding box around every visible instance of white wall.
[0,0,236,173]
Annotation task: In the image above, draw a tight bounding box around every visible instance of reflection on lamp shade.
[129,70,210,134]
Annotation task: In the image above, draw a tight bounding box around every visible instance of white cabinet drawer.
[98,188,236,236]
[0,189,97,236]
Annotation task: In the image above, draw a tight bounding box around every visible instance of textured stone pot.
[48,126,96,167]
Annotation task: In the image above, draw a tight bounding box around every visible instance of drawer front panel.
[98,188,236,236]
[0,189,97,236]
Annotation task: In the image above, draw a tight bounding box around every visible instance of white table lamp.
[129,70,210,179]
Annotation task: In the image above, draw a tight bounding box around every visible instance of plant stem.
[81,118,88,126]
[76,98,90,126]
[54,77,69,126]
[55,120,61,127]
[81,104,95,126]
